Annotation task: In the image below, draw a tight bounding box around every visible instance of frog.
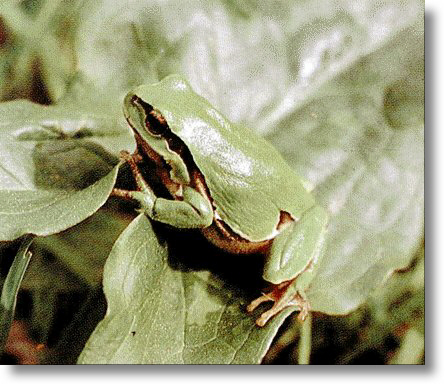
[113,74,328,327]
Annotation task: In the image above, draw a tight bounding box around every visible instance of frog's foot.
[111,187,135,200]
[112,150,156,212]
[247,280,309,327]
[111,151,147,200]
[119,150,143,165]
[117,150,154,197]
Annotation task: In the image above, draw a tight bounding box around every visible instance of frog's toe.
[296,299,310,321]
[248,281,310,326]
[119,150,132,160]
[253,297,301,327]
[256,307,278,327]
[246,294,273,313]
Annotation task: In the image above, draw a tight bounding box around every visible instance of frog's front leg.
[113,151,213,228]
[247,205,328,327]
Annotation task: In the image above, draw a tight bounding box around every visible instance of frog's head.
[123,74,220,136]
[123,76,194,185]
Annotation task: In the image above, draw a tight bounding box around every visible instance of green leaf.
[0,100,131,241]
[34,208,132,287]
[0,235,33,352]
[0,168,118,241]
[78,215,293,364]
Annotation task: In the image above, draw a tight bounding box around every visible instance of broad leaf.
[0,100,132,241]
[78,214,293,364]
[297,27,424,314]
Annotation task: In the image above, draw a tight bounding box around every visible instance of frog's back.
[135,75,315,241]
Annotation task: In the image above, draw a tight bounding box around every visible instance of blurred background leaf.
[0,235,33,352]
[0,98,133,240]
[0,0,80,102]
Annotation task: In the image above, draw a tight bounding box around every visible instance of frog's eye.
[133,96,168,136]
[145,109,168,136]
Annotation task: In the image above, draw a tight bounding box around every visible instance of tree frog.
[114,74,328,327]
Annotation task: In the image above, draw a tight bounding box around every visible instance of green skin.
[116,75,328,326]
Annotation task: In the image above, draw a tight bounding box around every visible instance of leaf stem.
[297,313,312,364]
[0,235,34,353]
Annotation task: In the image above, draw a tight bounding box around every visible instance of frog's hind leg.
[248,205,328,327]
